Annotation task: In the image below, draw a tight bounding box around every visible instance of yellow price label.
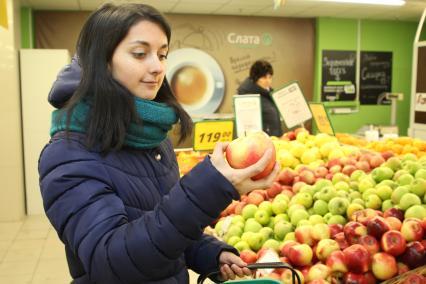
[309,103,334,135]
[193,120,234,151]
[0,0,8,29]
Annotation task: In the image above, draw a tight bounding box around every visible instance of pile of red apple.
[212,130,426,283]
[238,209,426,283]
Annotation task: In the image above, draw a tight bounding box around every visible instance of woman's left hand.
[218,251,252,281]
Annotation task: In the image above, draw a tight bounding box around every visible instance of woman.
[237,60,283,137]
[39,3,279,284]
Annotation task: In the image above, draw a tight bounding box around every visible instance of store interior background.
[1,1,426,283]
[1,0,426,227]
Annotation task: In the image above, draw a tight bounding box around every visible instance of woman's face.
[111,20,168,100]
[257,74,273,90]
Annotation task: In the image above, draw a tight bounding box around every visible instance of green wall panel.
[314,18,417,136]
[20,7,33,48]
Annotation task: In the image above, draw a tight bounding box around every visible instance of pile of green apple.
[214,141,426,283]
[273,130,362,170]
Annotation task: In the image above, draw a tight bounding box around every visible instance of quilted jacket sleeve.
[185,234,239,277]
[39,139,240,283]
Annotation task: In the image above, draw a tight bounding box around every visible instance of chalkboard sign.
[321,50,357,102]
[360,51,392,105]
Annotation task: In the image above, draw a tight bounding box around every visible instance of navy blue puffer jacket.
[39,58,239,284]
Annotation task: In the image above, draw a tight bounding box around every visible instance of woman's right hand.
[209,142,280,196]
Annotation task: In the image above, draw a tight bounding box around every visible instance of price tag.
[309,103,335,135]
[193,120,234,151]
[415,93,426,112]
[271,81,312,129]
[233,94,262,138]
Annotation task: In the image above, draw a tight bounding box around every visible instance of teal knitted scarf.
[50,97,178,149]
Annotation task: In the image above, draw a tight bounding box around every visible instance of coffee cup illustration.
[166,48,225,116]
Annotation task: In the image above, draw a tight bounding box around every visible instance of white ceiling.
[19,0,426,21]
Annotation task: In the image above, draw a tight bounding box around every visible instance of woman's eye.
[132,52,146,58]
[159,54,168,60]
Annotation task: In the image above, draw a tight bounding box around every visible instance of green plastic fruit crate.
[197,262,302,284]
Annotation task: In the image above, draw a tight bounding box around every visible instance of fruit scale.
[197,262,302,284]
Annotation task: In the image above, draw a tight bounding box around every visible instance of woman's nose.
[149,55,164,74]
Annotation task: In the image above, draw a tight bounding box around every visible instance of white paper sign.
[415,93,426,112]
[233,95,262,137]
[271,82,312,129]
[255,249,280,277]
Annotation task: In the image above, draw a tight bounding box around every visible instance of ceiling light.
[318,0,406,6]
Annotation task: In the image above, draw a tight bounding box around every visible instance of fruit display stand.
[336,133,426,158]
[175,148,208,176]
[179,129,426,283]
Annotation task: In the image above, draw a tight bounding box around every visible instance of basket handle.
[196,262,302,284]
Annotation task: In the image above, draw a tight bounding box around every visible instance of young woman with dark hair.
[40,3,279,284]
[237,60,283,137]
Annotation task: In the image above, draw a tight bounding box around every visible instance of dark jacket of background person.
[237,78,283,137]
[39,61,239,284]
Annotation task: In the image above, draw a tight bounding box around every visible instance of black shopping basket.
[197,262,302,284]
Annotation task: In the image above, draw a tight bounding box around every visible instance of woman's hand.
[210,142,280,196]
[217,251,252,281]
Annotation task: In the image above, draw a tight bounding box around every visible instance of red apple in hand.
[225,131,276,180]
[381,230,406,256]
[343,244,371,274]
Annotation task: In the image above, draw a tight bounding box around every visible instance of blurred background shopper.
[237,60,283,137]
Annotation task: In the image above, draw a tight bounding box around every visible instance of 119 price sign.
[193,120,234,151]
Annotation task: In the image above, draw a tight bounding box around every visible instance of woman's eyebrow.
[129,40,168,49]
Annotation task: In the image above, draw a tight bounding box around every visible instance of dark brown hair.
[64,3,192,153]
[249,60,274,82]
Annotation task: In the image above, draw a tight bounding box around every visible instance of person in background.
[237,60,283,137]
[39,3,279,284]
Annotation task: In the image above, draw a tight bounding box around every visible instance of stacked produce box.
[176,130,426,283]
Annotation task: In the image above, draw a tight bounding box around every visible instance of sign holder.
[193,120,234,151]
[271,81,312,129]
[233,94,262,138]
[309,103,335,135]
